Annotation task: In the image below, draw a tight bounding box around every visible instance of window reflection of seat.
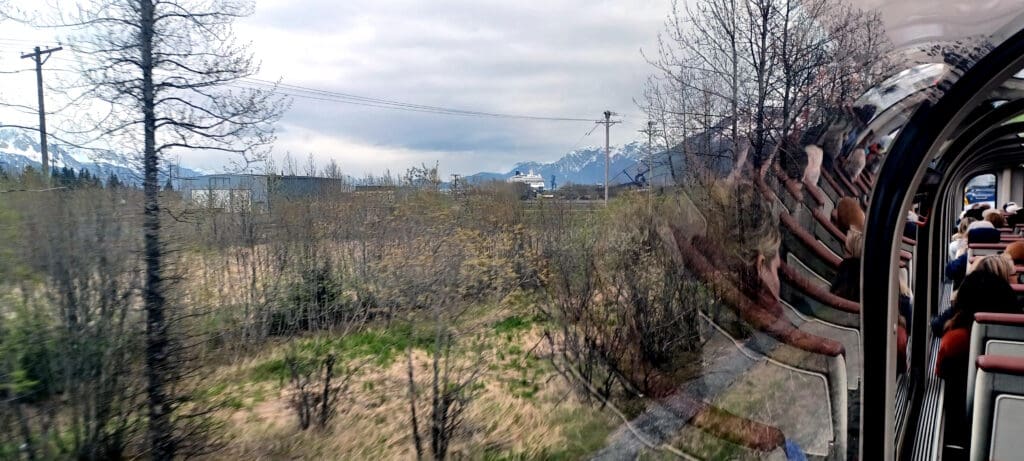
[671,234,849,459]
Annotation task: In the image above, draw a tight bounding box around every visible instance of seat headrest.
[977,354,1024,376]
[969,228,1002,244]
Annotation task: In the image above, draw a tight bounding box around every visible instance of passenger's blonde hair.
[955,217,976,239]
[845,228,864,257]
[703,180,781,293]
[706,181,781,265]
[971,254,1015,282]
[899,269,913,301]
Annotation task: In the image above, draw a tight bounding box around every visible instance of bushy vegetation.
[0,158,723,458]
[0,0,896,456]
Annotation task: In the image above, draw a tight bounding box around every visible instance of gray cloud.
[237,0,664,176]
[0,0,666,177]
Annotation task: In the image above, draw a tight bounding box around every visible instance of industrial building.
[178,174,351,211]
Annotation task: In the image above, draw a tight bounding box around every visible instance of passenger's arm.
[931,308,955,337]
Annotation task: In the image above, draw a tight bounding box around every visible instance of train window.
[8,0,1024,459]
[966,174,998,209]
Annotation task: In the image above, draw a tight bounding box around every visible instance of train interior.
[704,2,1024,459]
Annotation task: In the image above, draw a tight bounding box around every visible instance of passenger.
[897,270,912,374]
[944,225,999,292]
[830,229,863,301]
[944,222,997,290]
[964,207,985,221]
[904,210,920,239]
[934,254,1016,336]
[969,219,995,230]
[948,218,976,261]
[970,254,1015,283]
[945,255,969,291]
[1005,240,1024,265]
[984,209,1007,228]
[704,180,782,301]
[835,197,864,235]
[898,269,914,331]
[865,143,883,175]
[844,147,866,180]
[820,121,849,165]
[802,145,823,186]
[1008,206,1024,227]
[827,228,910,372]
[935,271,1019,448]
[907,207,922,224]
[777,142,806,181]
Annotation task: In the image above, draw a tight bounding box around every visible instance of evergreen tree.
[86,170,102,188]
[79,168,93,188]
[107,173,123,189]
[60,166,77,188]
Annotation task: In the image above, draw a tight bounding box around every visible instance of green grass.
[249,323,437,382]
[537,407,619,460]
[493,315,533,334]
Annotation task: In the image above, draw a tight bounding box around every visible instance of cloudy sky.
[0,0,667,177]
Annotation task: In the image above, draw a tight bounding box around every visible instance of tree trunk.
[139,0,173,459]
[318,354,335,429]
[12,401,36,461]
[430,318,443,460]
[407,347,423,461]
[752,1,771,171]
[729,0,739,165]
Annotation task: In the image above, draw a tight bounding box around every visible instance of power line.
[239,77,598,122]
[0,39,604,124]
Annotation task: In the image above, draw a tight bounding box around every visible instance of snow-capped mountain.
[0,129,201,184]
[465,141,647,188]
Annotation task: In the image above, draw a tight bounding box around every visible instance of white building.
[508,170,545,191]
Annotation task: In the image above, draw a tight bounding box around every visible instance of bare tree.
[642,0,892,181]
[386,206,524,460]
[304,153,317,176]
[284,349,360,431]
[741,0,777,168]
[322,158,344,179]
[403,162,442,191]
[282,151,298,176]
[54,0,285,457]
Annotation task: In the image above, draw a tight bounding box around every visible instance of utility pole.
[639,120,657,191]
[598,110,621,204]
[21,45,62,183]
[450,173,460,196]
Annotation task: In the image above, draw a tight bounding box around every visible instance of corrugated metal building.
[178,174,351,211]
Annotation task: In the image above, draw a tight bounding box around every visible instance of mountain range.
[465,141,647,188]
[1,127,648,189]
[0,129,202,184]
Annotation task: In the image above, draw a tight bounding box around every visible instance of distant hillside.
[465,142,646,188]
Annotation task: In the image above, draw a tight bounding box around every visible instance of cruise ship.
[508,170,545,191]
